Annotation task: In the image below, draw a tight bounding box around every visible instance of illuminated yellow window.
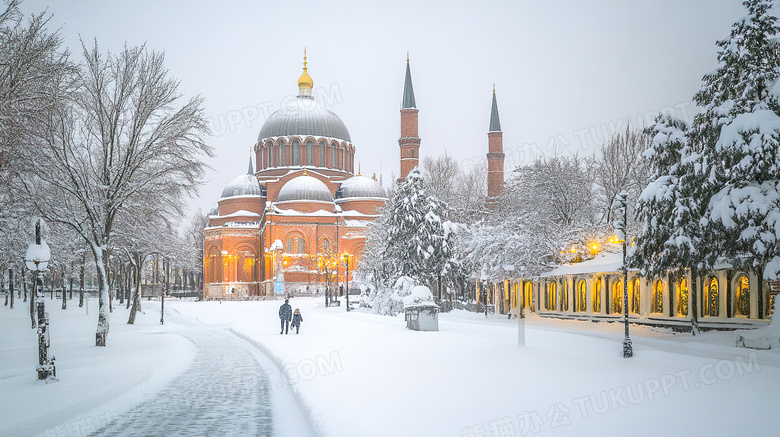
[523,281,533,309]
[577,280,586,312]
[511,282,519,309]
[592,278,602,313]
[630,278,640,314]
[560,280,569,311]
[735,276,750,317]
[705,277,719,317]
[652,280,663,314]
[677,278,689,316]
[547,282,557,310]
[612,280,623,314]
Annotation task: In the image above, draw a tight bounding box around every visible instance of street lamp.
[613,192,633,358]
[25,218,55,379]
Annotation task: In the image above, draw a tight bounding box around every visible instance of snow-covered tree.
[12,42,212,346]
[694,0,780,287]
[360,167,459,310]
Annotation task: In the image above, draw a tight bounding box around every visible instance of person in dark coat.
[291,308,303,334]
[279,299,292,334]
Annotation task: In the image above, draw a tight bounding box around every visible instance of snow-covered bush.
[363,276,418,316]
[402,285,434,308]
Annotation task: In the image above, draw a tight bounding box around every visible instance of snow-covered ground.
[2,295,779,436]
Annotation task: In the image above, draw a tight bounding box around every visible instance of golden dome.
[298,48,313,92]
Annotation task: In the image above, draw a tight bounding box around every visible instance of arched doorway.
[546,281,557,311]
[612,280,623,314]
[592,278,602,313]
[735,275,750,317]
[677,278,689,316]
[577,280,587,312]
[704,277,719,317]
[651,279,663,314]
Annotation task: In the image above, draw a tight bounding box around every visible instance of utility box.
[404,302,439,331]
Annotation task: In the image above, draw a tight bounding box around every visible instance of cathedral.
[203,53,505,299]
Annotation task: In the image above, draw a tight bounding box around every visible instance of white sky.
[22,0,748,219]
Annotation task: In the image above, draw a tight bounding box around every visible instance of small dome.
[221,174,262,198]
[337,175,386,199]
[258,97,351,142]
[277,175,333,202]
[208,203,219,216]
[298,71,313,90]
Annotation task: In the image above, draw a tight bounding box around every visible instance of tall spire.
[297,48,314,97]
[401,53,416,109]
[248,156,254,175]
[486,84,505,204]
[489,84,502,132]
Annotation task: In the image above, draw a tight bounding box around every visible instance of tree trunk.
[62,267,67,310]
[128,255,142,325]
[93,245,111,347]
[79,260,85,308]
[22,268,27,302]
[9,268,14,309]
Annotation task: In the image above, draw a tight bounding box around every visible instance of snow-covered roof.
[221,174,262,198]
[541,252,630,277]
[215,210,261,218]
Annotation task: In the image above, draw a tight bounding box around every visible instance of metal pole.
[346,256,350,312]
[621,197,633,358]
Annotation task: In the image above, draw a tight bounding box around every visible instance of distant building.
[204,52,506,300]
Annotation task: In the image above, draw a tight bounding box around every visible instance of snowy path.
[89,328,274,437]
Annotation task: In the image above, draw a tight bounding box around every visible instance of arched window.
[705,277,719,317]
[267,142,273,168]
[735,275,750,317]
[306,140,313,166]
[560,280,568,312]
[511,282,519,309]
[319,141,326,167]
[546,281,557,311]
[331,142,337,168]
[577,280,586,312]
[321,238,330,253]
[341,145,346,170]
[612,280,623,314]
[630,278,640,314]
[592,278,602,313]
[292,140,300,166]
[523,281,533,310]
[237,248,256,283]
[652,280,663,314]
[677,278,689,316]
[278,140,285,166]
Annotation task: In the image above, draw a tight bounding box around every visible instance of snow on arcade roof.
[541,252,631,277]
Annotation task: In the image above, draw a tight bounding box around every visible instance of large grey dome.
[221,174,262,198]
[337,175,386,199]
[258,97,351,142]
[277,175,334,202]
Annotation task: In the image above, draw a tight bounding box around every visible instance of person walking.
[279,298,292,334]
[291,308,304,334]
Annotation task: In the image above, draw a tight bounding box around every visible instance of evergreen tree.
[694,0,780,290]
[382,167,455,287]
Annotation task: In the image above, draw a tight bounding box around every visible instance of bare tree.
[13,42,212,346]
[595,125,650,226]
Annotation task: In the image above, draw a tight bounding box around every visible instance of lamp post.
[342,253,351,311]
[25,218,55,380]
[613,192,633,358]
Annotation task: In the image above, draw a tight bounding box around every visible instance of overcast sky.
[22,0,749,219]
